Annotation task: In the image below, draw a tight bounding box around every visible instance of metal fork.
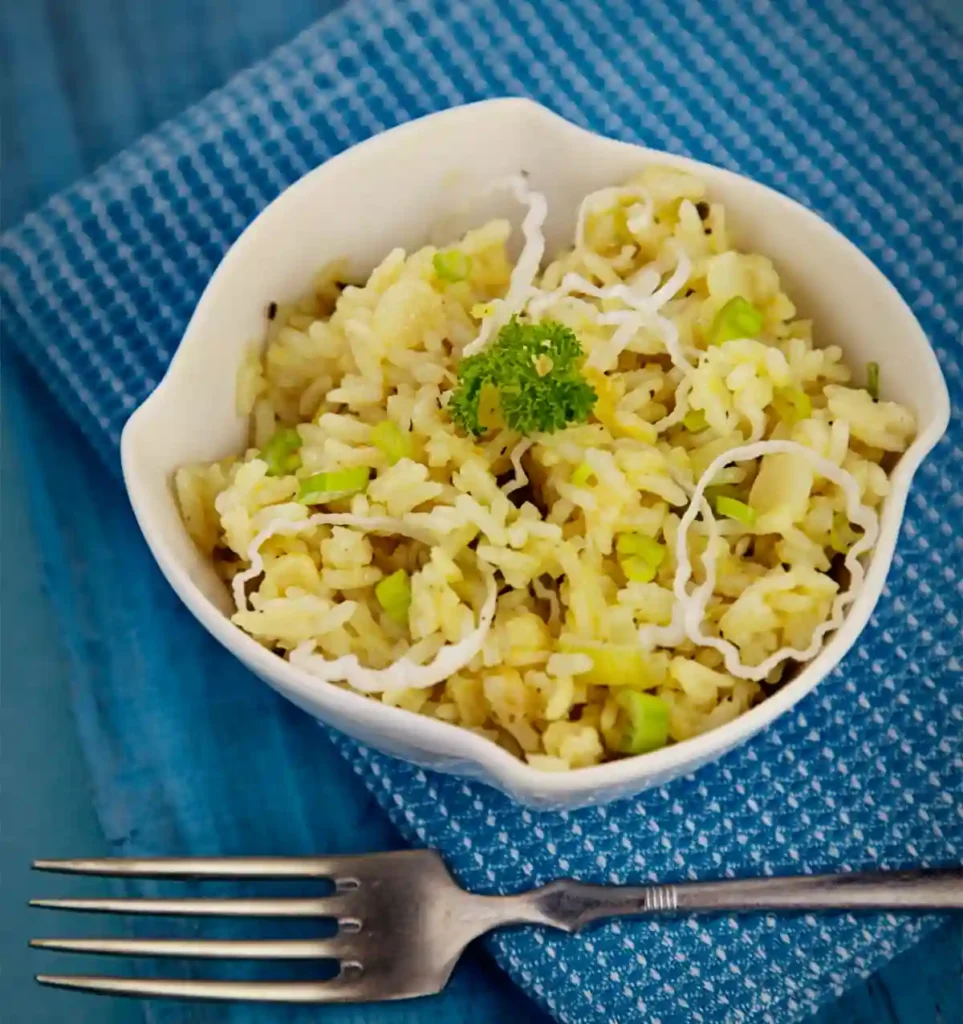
[31,851,963,1003]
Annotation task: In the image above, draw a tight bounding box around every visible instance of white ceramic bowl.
[121,98,949,810]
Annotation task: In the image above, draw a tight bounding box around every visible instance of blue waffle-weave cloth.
[2,0,961,1021]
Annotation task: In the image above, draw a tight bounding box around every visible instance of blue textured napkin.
[2,1,961,1022]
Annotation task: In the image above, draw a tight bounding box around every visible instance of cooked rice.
[174,165,916,769]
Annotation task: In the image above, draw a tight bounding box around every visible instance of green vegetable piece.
[715,495,757,526]
[561,640,667,689]
[616,532,666,568]
[297,466,371,505]
[683,408,709,432]
[433,249,472,283]
[772,387,812,425]
[708,296,764,346]
[616,690,670,754]
[447,317,597,437]
[571,462,595,487]
[261,427,303,477]
[375,569,412,625]
[621,556,658,583]
[828,512,859,554]
[867,361,880,402]
[370,420,412,465]
[704,484,740,505]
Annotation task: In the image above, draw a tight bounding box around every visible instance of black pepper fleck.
[267,301,278,320]
[695,201,710,220]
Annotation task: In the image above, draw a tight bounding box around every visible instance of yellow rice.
[174,165,915,769]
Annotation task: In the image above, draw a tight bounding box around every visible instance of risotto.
[174,166,916,771]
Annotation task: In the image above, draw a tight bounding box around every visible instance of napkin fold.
[2,1,961,1021]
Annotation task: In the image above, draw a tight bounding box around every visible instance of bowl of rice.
[121,98,949,809]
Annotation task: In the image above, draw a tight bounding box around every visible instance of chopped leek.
[370,420,412,465]
[560,640,667,689]
[704,484,740,505]
[261,427,302,477]
[375,569,412,625]
[828,512,859,554]
[297,467,371,505]
[621,556,658,583]
[433,249,472,283]
[616,532,667,568]
[708,296,764,346]
[772,387,812,425]
[867,361,880,402]
[616,690,670,754]
[683,408,709,432]
[714,495,757,526]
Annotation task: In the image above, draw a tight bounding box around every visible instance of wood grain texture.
[1,2,959,1022]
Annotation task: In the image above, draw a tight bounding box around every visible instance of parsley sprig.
[448,318,597,436]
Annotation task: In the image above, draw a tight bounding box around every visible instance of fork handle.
[516,868,963,932]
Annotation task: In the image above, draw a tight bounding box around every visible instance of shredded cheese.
[527,271,656,321]
[575,185,652,251]
[501,438,533,497]
[234,512,497,694]
[638,440,880,680]
[289,567,498,694]
[647,244,693,310]
[232,514,439,613]
[653,375,693,433]
[525,249,693,373]
[462,176,548,357]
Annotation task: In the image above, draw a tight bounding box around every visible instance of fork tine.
[30,937,352,959]
[32,857,350,880]
[29,897,353,917]
[34,974,376,1003]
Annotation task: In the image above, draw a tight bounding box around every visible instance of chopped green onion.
[621,556,658,583]
[616,690,670,755]
[375,569,412,625]
[707,296,764,346]
[772,387,812,425]
[370,420,412,465]
[261,427,303,477]
[683,409,709,432]
[561,640,666,688]
[704,484,740,505]
[433,249,472,283]
[571,462,595,487]
[867,361,880,402]
[714,495,757,526]
[616,532,666,568]
[297,466,371,505]
[828,512,857,554]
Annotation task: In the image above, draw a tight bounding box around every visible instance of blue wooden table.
[1,3,960,1022]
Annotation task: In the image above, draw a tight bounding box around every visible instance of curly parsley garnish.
[448,318,597,436]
